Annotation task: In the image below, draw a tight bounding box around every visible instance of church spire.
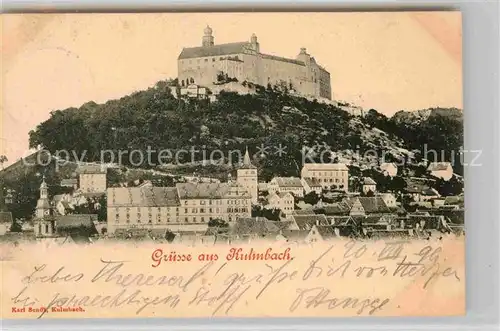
[243,146,251,166]
[240,146,256,169]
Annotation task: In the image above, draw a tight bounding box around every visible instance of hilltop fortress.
[177,26,332,100]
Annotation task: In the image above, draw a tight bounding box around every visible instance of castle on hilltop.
[177,26,332,100]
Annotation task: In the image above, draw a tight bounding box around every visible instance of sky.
[1,12,462,166]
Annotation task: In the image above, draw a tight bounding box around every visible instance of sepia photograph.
[1,12,465,319]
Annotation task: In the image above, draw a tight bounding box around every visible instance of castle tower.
[236,147,258,204]
[202,25,214,47]
[250,33,260,53]
[296,47,311,65]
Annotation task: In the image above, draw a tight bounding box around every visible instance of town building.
[180,84,210,100]
[378,193,398,208]
[230,217,287,242]
[345,197,391,216]
[427,162,453,181]
[106,181,252,234]
[288,214,330,231]
[266,192,295,215]
[268,177,304,198]
[300,163,349,191]
[77,164,107,194]
[236,147,258,204]
[301,177,322,195]
[362,177,377,194]
[177,26,332,100]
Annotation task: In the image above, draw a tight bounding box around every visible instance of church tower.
[236,147,258,204]
[202,25,214,47]
[34,175,55,237]
[35,175,51,219]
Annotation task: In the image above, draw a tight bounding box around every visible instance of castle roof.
[178,42,251,60]
[260,53,305,66]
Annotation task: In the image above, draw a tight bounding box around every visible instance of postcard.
[1,12,465,319]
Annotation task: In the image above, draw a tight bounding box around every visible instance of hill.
[26,80,463,179]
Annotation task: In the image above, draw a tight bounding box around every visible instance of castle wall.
[177,40,332,100]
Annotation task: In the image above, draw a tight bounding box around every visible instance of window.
[184,208,188,213]
[201,217,205,222]
[184,217,188,222]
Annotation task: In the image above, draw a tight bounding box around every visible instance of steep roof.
[302,177,322,187]
[108,186,180,207]
[55,214,98,232]
[314,225,337,238]
[356,197,391,214]
[272,177,303,188]
[231,217,287,236]
[178,42,251,60]
[329,216,353,226]
[363,177,377,185]
[319,203,350,215]
[292,214,329,231]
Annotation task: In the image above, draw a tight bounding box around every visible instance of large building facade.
[178,26,332,100]
[106,182,252,234]
[301,163,349,192]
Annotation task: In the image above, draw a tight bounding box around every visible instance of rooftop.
[291,214,329,231]
[302,163,349,171]
[176,182,250,200]
[108,186,180,207]
[178,42,252,60]
[271,177,303,188]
